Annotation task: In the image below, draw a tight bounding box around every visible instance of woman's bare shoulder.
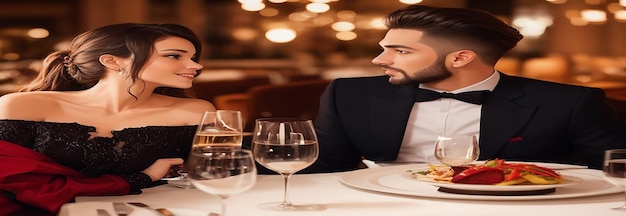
[152,96,216,125]
[0,92,61,120]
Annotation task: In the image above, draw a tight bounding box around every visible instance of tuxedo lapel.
[479,74,537,158]
[369,85,416,158]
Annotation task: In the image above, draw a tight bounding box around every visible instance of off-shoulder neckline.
[0,119,197,132]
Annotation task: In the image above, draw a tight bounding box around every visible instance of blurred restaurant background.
[1,0,625,126]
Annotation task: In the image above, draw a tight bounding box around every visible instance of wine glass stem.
[623,188,626,208]
[280,173,294,206]
[219,196,229,216]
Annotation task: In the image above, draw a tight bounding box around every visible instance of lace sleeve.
[118,172,154,194]
[0,120,37,148]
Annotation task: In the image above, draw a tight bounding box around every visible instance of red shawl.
[0,140,130,215]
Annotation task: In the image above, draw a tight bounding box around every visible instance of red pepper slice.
[505,168,521,181]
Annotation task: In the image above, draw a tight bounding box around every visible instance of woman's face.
[138,36,202,89]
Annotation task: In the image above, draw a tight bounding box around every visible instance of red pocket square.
[508,136,523,142]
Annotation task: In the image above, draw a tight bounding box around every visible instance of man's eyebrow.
[381,45,416,50]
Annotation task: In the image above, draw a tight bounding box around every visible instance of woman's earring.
[118,69,124,77]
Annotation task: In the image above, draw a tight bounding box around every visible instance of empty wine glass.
[434,134,479,166]
[603,149,626,210]
[251,118,323,211]
[186,148,257,216]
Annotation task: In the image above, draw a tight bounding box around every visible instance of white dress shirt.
[395,71,500,162]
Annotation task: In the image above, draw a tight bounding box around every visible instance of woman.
[0,23,215,214]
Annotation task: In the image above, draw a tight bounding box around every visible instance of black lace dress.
[0,119,196,193]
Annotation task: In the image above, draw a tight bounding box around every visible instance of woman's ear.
[449,50,477,68]
[98,54,122,71]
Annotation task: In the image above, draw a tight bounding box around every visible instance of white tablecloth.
[60,167,625,216]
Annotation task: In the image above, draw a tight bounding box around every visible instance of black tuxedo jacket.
[305,73,626,173]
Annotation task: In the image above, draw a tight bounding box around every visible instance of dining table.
[59,163,625,216]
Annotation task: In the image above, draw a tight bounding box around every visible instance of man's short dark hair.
[384,5,523,65]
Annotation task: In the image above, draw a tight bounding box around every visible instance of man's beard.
[383,56,452,86]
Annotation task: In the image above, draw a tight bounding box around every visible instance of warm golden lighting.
[335,31,357,41]
[546,0,567,4]
[585,0,603,5]
[305,3,330,13]
[570,17,589,26]
[53,40,71,51]
[331,21,355,31]
[241,2,265,11]
[313,16,334,26]
[288,12,310,21]
[3,53,19,60]
[581,9,607,23]
[621,0,626,7]
[238,0,262,3]
[260,8,279,17]
[615,10,626,21]
[608,3,623,13]
[265,28,297,43]
[27,28,49,39]
[336,10,357,20]
[232,28,258,41]
[368,17,387,29]
[399,0,423,4]
[268,0,288,3]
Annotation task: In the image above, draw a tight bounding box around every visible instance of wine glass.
[251,118,324,211]
[168,110,243,189]
[433,134,479,166]
[194,110,243,149]
[164,164,194,189]
[186,148,257,216]
[603,149,626,210]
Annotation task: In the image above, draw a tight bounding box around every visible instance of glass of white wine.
[186,148,257,216]
[194,110,243,149]
[251,118,324,211]
[168,110,243,189]
[603,149,626,210]
[434,134,479,166]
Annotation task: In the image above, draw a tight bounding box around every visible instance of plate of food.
[339,161,621,200]
[408,160,582,193]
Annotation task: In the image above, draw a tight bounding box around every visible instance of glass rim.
[203,110,242,114]
[255,118,311,123]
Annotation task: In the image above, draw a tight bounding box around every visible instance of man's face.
[372,29,451,86]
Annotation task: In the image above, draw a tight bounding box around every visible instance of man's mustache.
[377,64,405,73]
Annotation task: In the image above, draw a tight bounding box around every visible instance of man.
[305,5,626,173]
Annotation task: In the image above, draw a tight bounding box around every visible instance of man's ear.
[449,50,477,68]
[98,54,122,71]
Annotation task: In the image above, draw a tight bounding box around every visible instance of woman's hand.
[142,158,184,181]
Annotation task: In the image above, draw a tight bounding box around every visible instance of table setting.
[59,118,626,216]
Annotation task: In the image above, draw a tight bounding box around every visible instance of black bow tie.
[415,88,491,105]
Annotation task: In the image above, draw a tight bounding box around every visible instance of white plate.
[414,173,582,192]
[339,163,621,201]
[58,202,207,216]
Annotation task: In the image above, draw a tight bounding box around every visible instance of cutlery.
[127,202,168,216]
[97,209,112,216]
[112,202,129,216]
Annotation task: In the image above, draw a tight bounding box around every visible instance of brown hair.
[21,23,202,98]
[384,5,523,65]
